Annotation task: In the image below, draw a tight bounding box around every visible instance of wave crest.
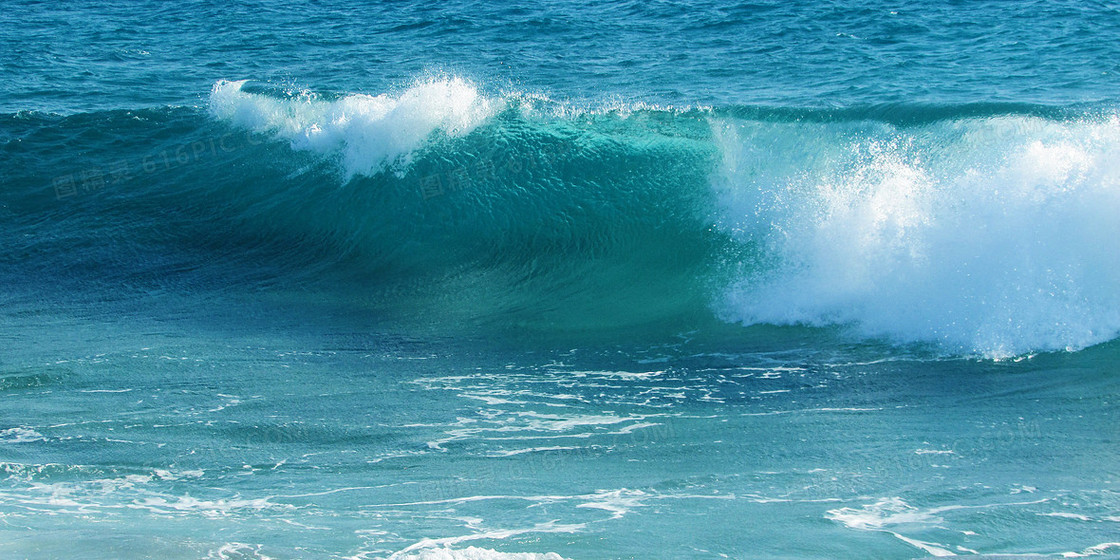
[208,78,498,178]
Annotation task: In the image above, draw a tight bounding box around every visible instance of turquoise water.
[2,1,1119,559]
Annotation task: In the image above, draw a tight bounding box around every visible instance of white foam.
[1062,542,1120,558]
[487,445,582,457]
[127,495,287,517]
[0,427,46,443]
[889,532,956,557]
[388,547,567,560]
[209,78,499,178]
[387,521,582,559]
[826,497,942,530]
[575,488,648,520]
[566,370,665,379]
[1040,512,1094,521]
[827,497,962,557]
[713,114,1120,358]
[205,543,275,560]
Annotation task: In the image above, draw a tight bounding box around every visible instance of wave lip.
[208,77,499,178]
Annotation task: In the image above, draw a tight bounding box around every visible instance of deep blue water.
[2,1,1119,559]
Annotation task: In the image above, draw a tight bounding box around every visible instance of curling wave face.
[4,78,1119,356]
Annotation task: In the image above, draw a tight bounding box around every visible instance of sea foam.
[713,114,1120,358]
[388,547,567,560]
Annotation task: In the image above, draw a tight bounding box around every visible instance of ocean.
[2,1,1119,558]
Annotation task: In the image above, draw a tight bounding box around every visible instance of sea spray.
[208,78,499,178]
[712,113,1120,357]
